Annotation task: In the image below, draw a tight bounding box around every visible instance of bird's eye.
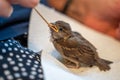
[59,27,63,31]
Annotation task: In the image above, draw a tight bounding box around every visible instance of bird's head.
[50,21,72,39]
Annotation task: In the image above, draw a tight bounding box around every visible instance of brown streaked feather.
[50,21,112,71]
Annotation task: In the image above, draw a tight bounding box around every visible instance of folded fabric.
[0,5,31,40]
[0,39,44,80]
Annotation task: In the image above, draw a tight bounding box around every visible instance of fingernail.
[7,6,13,17]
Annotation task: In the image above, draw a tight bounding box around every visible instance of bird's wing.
[58,37,96,64]
[57,31,97,54]
[55,32,98,65]
[73,31,97,51]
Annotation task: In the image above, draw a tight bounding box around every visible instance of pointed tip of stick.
[34,8,58,32]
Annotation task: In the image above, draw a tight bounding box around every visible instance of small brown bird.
[34,8,112,71]
[50,21,113,71]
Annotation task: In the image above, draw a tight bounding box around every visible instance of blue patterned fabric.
[0,5,31,40]
[0,1,49,79]
[0,0,49,40]
[0,39,44,80]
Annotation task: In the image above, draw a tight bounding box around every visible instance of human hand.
[0,0,39,17]
[116,26,120,40]
[48,0,120,40]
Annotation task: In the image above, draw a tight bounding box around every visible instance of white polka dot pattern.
[0,39,44,80]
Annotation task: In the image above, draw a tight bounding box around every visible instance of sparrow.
[49,21,113,71]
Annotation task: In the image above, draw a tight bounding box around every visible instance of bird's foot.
[65,64,80,69]
[64,60,80,69]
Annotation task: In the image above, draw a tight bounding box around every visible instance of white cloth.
[28,4,120,80]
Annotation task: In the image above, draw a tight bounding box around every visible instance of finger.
[0,0,13,17]
[7,0,18,4]
[116,24,120,40]
[8,0,39,8]
[48,0,68,11]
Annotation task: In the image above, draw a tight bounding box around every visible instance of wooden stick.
[34,8,50,25]
[34,8,58,32]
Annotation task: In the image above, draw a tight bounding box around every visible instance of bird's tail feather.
[95,59,113,71]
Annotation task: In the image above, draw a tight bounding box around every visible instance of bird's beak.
[48,23,58,32]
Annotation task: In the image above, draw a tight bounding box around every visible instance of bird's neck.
[54,35,72,42]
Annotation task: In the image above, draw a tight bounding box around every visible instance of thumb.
[116,24,120,40]
[0,0,13,17]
